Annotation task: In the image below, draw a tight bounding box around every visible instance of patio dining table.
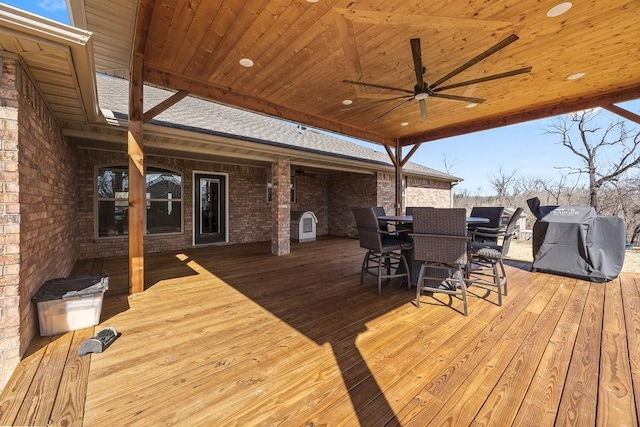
[377,214,489,288]
[378,215,490,225]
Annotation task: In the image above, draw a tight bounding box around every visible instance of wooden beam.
[132,0,155,54]
[384,145,398,168]
[395,140,403,215]
[399,85,640,146]
[143,90,189,123]
[602,104,640,125]
[128,51,145,295]
[127,0,155,295]
[143,66,395,146]
[400,143,422,167]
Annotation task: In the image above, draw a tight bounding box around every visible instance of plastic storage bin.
[32,273,109,336]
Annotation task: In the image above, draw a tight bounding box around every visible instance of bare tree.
[513,175,544,198]
[442,153,456,175]
[538,177,564,205]
[488,167,517,199]
[545,109,640,211]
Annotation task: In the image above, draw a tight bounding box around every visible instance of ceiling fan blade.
[428,34,520,90]
[420,99,427,120]
[372,98,415,123]
[410,38,425,90]
[433,66,532,92]
[430,93,486,103]
[342,79,414,94]
[340,95,412,111]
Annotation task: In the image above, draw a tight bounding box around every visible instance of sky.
[4,0,69,24]
[6,1,639,196]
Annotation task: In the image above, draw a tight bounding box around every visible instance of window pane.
[98,201,128,237]
[98,167,128,198]
[147,201,181,234]
[97,166,182,238]
[146,169,181,199]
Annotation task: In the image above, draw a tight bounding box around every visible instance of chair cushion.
[473,246,502,261]
[468,241,499,252]
[381,237,413,252]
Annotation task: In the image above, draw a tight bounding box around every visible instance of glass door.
[194,173,226,245]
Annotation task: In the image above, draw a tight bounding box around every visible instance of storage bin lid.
[32,273,109,302]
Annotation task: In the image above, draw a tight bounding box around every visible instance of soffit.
[72,0,640,146]
[0,4,103,125]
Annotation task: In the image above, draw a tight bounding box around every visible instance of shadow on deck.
[1,236,638,426]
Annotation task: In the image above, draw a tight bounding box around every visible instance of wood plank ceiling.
[75,0,640,147]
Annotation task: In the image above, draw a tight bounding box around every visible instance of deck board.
[556,283,605,426]
[621,275,640,423]
[1,236,639,426]
[49,327,95,427]
[599,278,638,426]
[513,279,588,426]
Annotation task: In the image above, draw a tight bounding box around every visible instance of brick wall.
[75,147,451,258]
[0,57,78,389]
[77,147,278,258]
[291,173,328,235]
[328,172,378,237]
[405,176,452,208]
[376,172,397,214]
[271,158,290,255]
[77,147,345,258]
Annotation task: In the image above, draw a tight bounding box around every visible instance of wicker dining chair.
[372,206,392,233]
[410,207,470,315]
[467,207,524,306]
[468,206,505,243]
[351,207,412,294]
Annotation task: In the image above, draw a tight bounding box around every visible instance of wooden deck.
[1,236,639,426]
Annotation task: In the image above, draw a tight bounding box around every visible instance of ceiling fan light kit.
[343,34,532,122]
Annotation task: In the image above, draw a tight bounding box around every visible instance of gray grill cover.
[528,198,625,282]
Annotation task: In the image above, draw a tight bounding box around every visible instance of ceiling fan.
[342,34,532,122]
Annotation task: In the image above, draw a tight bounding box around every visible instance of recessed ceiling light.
[306,0,319,3]
[400,122,409,126]
[239,58,254,68]
[465,103,478,108]
[547,2,572,17]
[567,72,586,80]
[342,99,353,105]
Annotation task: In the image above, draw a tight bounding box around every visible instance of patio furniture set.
[352,205,522,315]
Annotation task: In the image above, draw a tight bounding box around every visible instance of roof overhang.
[64,116,457,181]
[0,4,103,124]
[67,0,640,147]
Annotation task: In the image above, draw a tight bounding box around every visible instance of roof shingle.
[96,74,459,181]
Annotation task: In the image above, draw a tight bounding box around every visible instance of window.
[97,166,129,237]
[267,171,295,202]
[97,166,182,237]
[146,167,182,234]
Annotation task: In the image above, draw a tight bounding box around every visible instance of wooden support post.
[128,51,144,294]
[126,0,155,294]
[395,140,403,215]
